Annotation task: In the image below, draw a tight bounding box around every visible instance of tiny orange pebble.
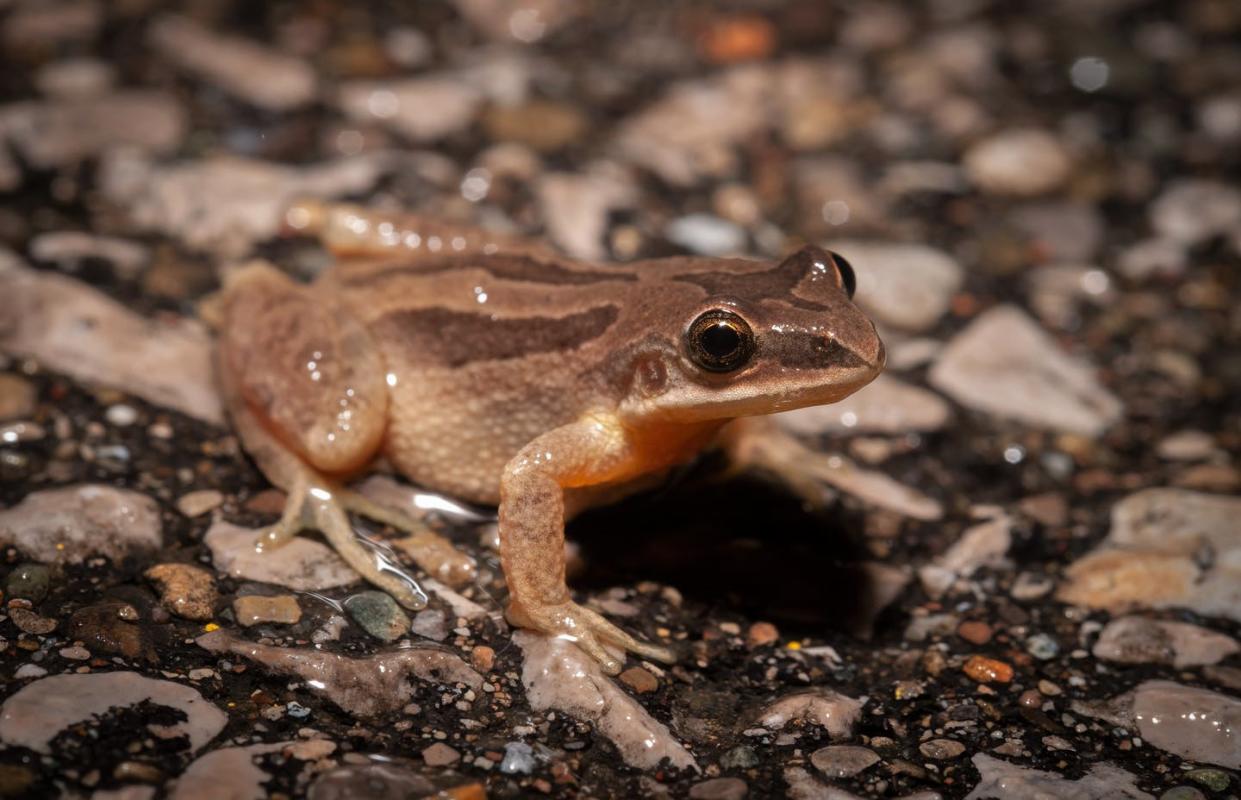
[963,655,1014,684]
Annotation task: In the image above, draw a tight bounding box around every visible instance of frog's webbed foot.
[507,599,676,676]
[256,476,430,610]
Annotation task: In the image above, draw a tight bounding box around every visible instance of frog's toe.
[512,601,674,674]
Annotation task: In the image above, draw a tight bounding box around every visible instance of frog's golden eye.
[686,310,755,373]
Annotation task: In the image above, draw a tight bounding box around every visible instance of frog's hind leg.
[283,199,555,261]
[218,262,466,607]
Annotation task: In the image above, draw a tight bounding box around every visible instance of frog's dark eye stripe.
[829,251,857,298]
[686,309,755,373]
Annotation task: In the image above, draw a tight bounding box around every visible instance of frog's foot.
[256,477,429,610]
[507,600,675,675]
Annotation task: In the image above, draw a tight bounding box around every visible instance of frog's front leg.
[500,418,676,674]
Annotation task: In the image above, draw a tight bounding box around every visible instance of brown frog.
[216,200,884,674]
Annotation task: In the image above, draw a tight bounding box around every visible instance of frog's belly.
[379,361,588,505]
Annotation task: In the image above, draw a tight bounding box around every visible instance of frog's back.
[325,254,650,502]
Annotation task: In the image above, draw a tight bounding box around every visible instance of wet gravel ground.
[1,1,1240,798]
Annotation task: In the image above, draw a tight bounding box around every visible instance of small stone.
[104,404,138,426]
[1042,735,1074,752]
[5,564,49,603]
[720,746,759,770]
[422,742,461,767]
[145,563,218,621]
[1093,616,1239,668]
[963,655,1013,684]
[59,646,90,660]
[0,765,34,797]
[1156,431,1216,462]
[822,241,963,332]
[746,621,779,648]
[233,594,302,627]
[343,591,410,643]
[1025,633,1059,660]
[499,742,535,775]
[1010,572,1055,601]
[1018,689,1042,708]
[0,374,36,421]
[176,489,224,518]
[666,214,746,256]
[965,753,1148,800]
[963,128,1072,196]
[1150,179,1241,246]
[1185,769,1231,793]
[0,484,163,565]
[410,608,448,641]
[688,777,748,800]
[809,744,880,778]
[113,761,163,784]
[756,688,862,738]
[482,100,589,152]
[9,607,56,635]
[956,620,992,645]
[68,601,157,662]
[471,645,495,673]
[919,738,966,760]
[618,667,659,694]
[1160,788,1206,800]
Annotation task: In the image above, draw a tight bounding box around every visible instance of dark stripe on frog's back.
[337,253,639,289]
[373,305,620,368]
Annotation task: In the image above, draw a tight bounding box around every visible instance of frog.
[215,200,885,674]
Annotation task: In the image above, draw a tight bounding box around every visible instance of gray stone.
[928,305,1122,436]
[964,754,1151,800]
[822,241,963,332]
[756,688,862,738]
[499,742,536,774]
[962,129,1072,196]
[1093,616,1239,668]
[308,764,434,800]
[337,76,483,142]
[689,777,748,800]
[0,485,162,565]
[5,563,49,603]
[1150,179,1241,246]
[919,739,965,760]
[344,591,410,643]
[810,745,879,778]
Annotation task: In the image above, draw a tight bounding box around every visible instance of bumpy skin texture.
[218,200,885,673]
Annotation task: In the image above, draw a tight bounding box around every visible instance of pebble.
[1010,572,1055,601]
[470,645,495,673]
[1018,689,1042,708]
[1057,489,1241,621]
[689,777,748,800]
[422,742,461,767]
[99,151,391,259]
[964,754,1151,800]
[537,168,637,261]
[499,742,535,775]
[513,631,696,770]
[962,655,1013,684]
[0,374,36,421]
[1184,769,1230,793]
[68,601,157,661]
[204,521,359,592]
[176,489,224,518]
[9,607,56,635]
[170,741,290,800]
[1155,430,1216,462]
[482,100,588,153]
[337,76,483,143]
[0,484,163,565]
[918,515,1012,599]
[809,744,879,778]
[956,620,993,645]
[344,591,410,643]
[666,214,747,256]
[410,608,448,641]
[58,646,90,660]
[197,629,481,719]
[1131,681,1241,768]
[5,563,49,603]
[822,241,963,332]
[928,305,1122,436]
[962,128,1072,196]
[1149,179,1241,246]
[233,594,302,627]
[618,666,659,694]
[307,764,434,800]
[1093,616,1239,668]
[746,621,779,648]
[756,688,862,738]
[1025,633,1059,660]
[775,374,951,436]
[0,672,225,754]
[1160,788,1205,800]
[145,563,218,621]
[149,15,316,111]
[720,746,759,770]
[0,264,222,424]
[919,739,966,760]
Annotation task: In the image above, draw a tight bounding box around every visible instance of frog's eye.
[829,251,857,299]
[686,310,755,373]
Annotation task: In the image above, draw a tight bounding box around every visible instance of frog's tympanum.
[217,201,884,674]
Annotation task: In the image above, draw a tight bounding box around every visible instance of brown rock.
[145,563,218,621]
[232,594,302,627]
[422,742,460,767]
[470,645,495,673]
[482,100,589,152]
[956,620,993,645]
[618,666,659,694]
[689,776,748,800]
[0,374,36,421]
[746,621,779,648]
[963,655,1014,684]
[176,489,224,518]
[920,738,966,759]
[8,607,56,635]
[699,15,776,64]
[68,602,158,661]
